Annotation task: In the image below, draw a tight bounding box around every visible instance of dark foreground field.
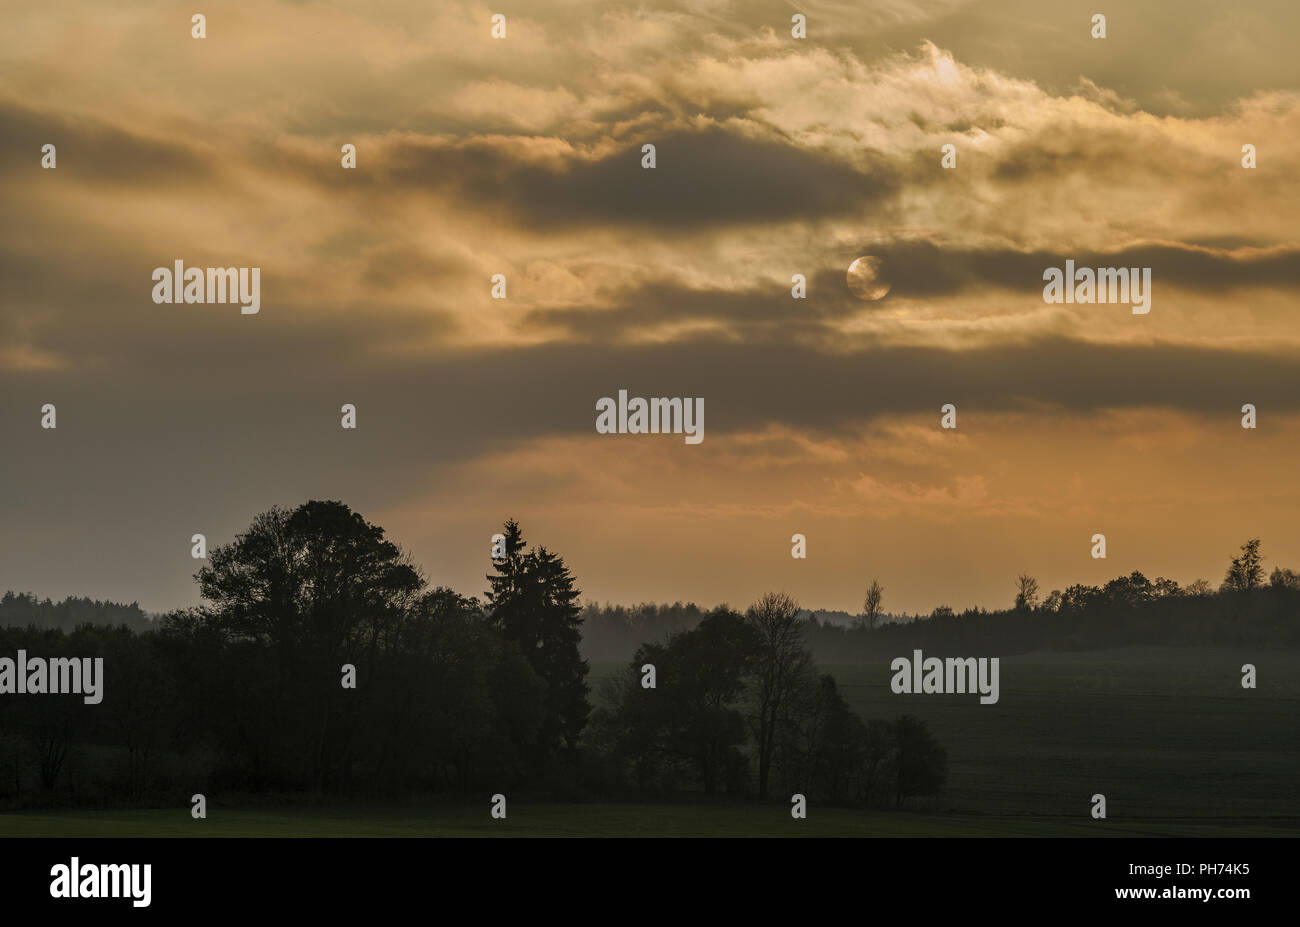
[3,646,1297,837]
[825,646,1300,820]
[1,804,1295,838]
[589,645,1300,829]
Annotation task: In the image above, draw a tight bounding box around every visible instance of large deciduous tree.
[745,591,815,799]
[1222,538,1265,593]
[195,500,424,794]
[599,606,757,794]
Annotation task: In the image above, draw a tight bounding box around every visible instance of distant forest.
[0,593,152,634]
[581,541,1300,662]
[1,503,1296,812]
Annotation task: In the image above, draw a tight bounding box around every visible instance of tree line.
[581,539,1300,664]
[0,593,151,633]
[0,501,943,810]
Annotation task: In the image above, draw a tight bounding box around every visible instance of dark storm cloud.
[371,126,900,229]
[871,241,1300,298]
[446,336,1300,438]
[518,273,860,339]
[0,241,463,381]
[0,100,215,188]
[7,327,1299,480]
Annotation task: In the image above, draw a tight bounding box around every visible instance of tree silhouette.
[600,606,757,794]
[485,519,590,761]
[1270,567,1300,591]
[859,580,884,630]
[1222,538,1264,592]
[194,500,424,795]
[745,591,815,799]
[1014,574,1039,611]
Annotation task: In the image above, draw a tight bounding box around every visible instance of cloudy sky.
[3,0,1298,616]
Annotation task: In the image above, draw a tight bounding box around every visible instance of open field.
[595,645,1300,822]
[1,804,1296,838]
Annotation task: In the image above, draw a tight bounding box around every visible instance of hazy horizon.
[0,510,1277,620]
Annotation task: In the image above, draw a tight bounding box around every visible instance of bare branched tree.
[1014,574,1039,611]
[859,579,884,630]
[745,591,815,800]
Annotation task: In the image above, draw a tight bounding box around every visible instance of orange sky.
[2,1,1298,615]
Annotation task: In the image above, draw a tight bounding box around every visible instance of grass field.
[3,646,1296,837]
[2,804,1296,838]
[836,647,1300,820]
[591,645,1300,828]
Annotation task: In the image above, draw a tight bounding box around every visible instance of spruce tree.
[486,519,590,759]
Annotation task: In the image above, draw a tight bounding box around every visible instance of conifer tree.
[486,519,590,758]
